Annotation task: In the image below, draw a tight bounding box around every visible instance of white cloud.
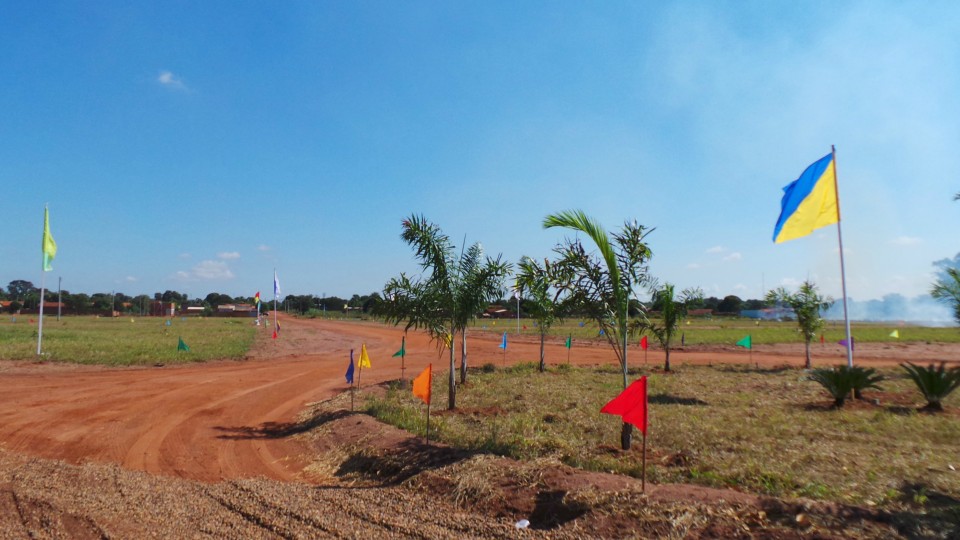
[173,260,235,282]
[705,245,725,254]
[217,251,241,260]
[723,252,742,262]
[257,244,271,252]
[733,283,748,291]
[158,70,187,90]
[890,235,922,246]
[179,253,191,260]
[686,263,701,269]
[125,276,138,282]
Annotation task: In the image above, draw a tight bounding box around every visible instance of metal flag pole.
[516,289,520,335]
[57,276,62,321]
[831,145,854,368]
[36,272,46,356]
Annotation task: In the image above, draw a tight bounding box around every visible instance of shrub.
[809,366,884,408]
[900,362,960,411]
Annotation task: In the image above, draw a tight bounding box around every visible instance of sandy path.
[0,314,955,484]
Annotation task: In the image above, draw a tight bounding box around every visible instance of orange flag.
[412,364,432,405]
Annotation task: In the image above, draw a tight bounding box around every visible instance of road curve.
[0,315,950,483]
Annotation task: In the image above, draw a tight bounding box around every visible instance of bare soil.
[0,315,954,538]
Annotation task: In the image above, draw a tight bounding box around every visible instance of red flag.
[640,335,649,350]
[412,364,432,405]
[820,334,825,344]
[601,376,648,436]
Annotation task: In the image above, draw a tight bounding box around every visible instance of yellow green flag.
[42,206,57,272]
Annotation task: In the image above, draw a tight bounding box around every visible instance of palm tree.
[931,267,960,325]
[642,283,702,372]
[380,215,510,410]
[543,210,653,450]
[766,281,833,369]
[515,256,567,372]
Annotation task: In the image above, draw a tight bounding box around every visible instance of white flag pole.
[36,272,46,356]
[832,145,854,368]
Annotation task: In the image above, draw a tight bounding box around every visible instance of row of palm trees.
[378,210,703,450]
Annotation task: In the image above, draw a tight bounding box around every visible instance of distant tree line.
[492,293,768,319]
[0,280,382,316]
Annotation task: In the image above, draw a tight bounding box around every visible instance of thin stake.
[425,400,431,442]
[642,433,647,493]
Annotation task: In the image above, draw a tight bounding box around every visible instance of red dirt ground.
[0,314,957,484]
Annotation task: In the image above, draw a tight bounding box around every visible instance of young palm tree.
[766,281,833,369]
[931,267,960,325]
[515,256,567,372]
[380,215,510,410]
[642,283,703,372]
[543,210,653,450]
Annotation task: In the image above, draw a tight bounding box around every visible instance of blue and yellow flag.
[773,153,838,243]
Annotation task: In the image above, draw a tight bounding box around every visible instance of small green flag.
[178,337,190,352]
[564,335,571,348]
[735,335,751,349]
[392,336,406,357]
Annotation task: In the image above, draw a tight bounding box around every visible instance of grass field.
[0,315,256,365]
[366,362,960,524]
[469,317,960,344]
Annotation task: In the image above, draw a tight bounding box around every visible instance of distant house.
[19,301,66,315]
[215,303,257,317]
[150,301,177,317]
[182,306,205,316]
[482,305,514,319]
[688,308,714,318]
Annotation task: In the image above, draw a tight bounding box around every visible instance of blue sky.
[4,2,960,313]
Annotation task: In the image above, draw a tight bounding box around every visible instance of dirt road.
[1,315,954,538]
[0,315,955,484]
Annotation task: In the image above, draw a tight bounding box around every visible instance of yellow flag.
[412,364,432,405]
[890,330,899,339]
[42,206,57,272]
[358,343,371,368]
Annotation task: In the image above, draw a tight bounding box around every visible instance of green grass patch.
[0,316,255,365]
[366,363,960,510]
[469,317,960,345]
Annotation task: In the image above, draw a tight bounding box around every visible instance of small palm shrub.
[809,366,884,408]
[901,362,960,411]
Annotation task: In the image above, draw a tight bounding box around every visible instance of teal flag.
[177,337,190,352]
[735,335,751,349]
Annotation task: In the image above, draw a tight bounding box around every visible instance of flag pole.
[273,269,277,341]
[832,145,854,368]
[425,399,431,442]
[641,433,647,493]
[36,271,46,356]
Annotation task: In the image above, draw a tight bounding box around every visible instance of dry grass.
[365,362,960,529]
